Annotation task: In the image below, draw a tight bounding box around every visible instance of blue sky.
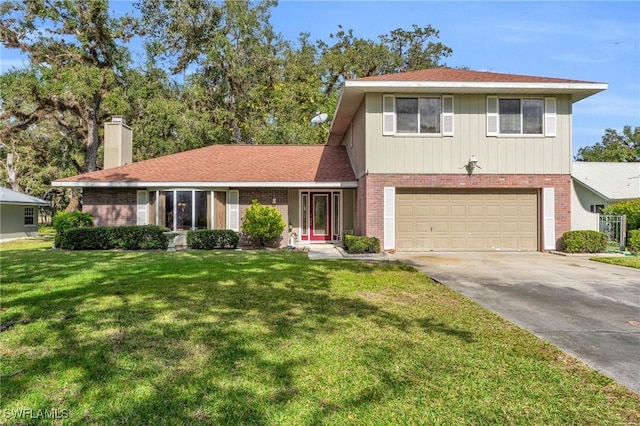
[1,1,638,156]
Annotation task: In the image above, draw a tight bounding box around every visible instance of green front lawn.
[591,255,640,269]
[1,240,638,425]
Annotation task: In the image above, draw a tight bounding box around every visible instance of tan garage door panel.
[396,189,538,251]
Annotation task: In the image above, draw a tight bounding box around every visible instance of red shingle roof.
[57,145,355,184]
[355,68,601,84]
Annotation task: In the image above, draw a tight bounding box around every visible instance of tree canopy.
[0,0,454,210]
[575,126,640,162]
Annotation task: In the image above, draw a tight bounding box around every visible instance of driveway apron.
[394,252,640,395]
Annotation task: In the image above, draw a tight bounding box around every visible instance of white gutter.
[344,80,609,91]
[52,181,359,189]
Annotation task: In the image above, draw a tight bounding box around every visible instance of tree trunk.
[65,189,81,212]
[85,108,100,172]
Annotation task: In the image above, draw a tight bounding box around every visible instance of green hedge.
[627,230,640,254]
[59,225,169,250]
[52,211,93,247]
[602,198,640,232]
[187,229,239,249]
[561,230,607,253]
[343,234,380,254]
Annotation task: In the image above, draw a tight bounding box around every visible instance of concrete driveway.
[394,252,640,395]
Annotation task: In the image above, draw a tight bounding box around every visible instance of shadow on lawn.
[1,248,470,424]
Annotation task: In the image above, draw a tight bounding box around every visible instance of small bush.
[627,230,640,254]
[59,225,168,250]
[241,200,285,248]
[344,234,380,254]
[52,211,93,247]
[187,229,239,249]
[562,230,607,253]
[602,198,640,232]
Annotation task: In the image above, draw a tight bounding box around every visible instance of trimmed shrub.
[52,211,93,247]
[241,199,285,248]
[602,198,640,232]
[59,225,168,250]
[344,234,380,254]
[627,230,640,254]
[187,229,239,249]
[561,230,607,253]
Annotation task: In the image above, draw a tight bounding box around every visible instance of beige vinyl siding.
[343,97,367,178]
[365,93,572,175]
[342,189,355,232]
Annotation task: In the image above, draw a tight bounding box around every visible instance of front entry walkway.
[306,244,393,261]
[394,252,640,395]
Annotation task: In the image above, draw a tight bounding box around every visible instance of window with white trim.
[590,204,605,213]
[487,96,555,136]
[24,207,35,226]
[383,95,454,136]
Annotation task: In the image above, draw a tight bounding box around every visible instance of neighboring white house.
[0,187,50,241]
[571,162,640,231]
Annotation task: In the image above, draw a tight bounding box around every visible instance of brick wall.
[82,188,137,227]
[362,174,571,251]
[239,188,289,247]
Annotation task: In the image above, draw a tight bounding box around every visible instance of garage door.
[396,189,538,251]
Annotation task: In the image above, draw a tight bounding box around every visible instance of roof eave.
[327,80,608,146]
[0,200,50,206]
[52,181,359,189]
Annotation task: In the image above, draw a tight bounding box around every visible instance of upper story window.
[396,97,441,134]
[24,207,35,226]
[487,96,556,137]
[383,95,454,136]
[498,98,544,134]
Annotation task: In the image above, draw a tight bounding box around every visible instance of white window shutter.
[545,97,556,137]
[442,95,454,136]
[227,190,239,231]
[383,95,395,135]
[136,190,148,225]
[486,96,498,136]
[383,187,395,250]
[543,188,556,250]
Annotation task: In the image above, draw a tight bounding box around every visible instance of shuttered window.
[383,95,453,136]
[487,96,554,136]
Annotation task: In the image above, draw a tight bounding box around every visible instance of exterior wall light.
[464,155,482,176]
[272,197,277,206]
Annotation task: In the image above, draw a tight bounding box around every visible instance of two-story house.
[54,68,606,251]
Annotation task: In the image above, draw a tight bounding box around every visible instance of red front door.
[310,193,331,241]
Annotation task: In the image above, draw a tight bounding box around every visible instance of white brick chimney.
[103,116,132,169]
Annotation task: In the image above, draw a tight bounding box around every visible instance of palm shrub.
[241,199,285,248]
